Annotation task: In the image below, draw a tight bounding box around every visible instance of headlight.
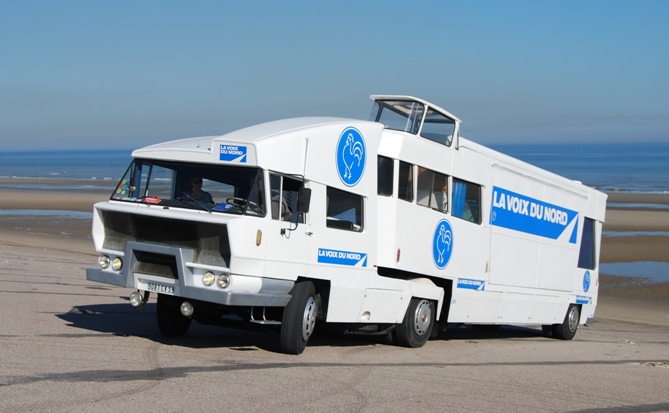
[202,271,215,286]
[111,257,123,271]
[217,274,230,289]
[98,255,110,269]
[129,291,144,308]
[180,301,194,317]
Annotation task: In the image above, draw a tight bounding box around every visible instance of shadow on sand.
[57,301,547,353]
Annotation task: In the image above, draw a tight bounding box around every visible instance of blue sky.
[2,1,668,151]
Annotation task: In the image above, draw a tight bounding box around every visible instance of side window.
[270,174,282,220]
[244,171,266,216]
[326,187,363,232]
[452,178,481,224]
[378,156,394,197]
[398,161,413,202]
[416,167,449,213]
[420,107,456,147]
[578,218,596,270]
[270,174,304,222]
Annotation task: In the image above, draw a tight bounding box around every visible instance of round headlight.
[180,301,194,317]
[202,271,215,286]
[99,255,110,269]
[129,291,144,308]
[111,257,123,271]
[217,274,230,289]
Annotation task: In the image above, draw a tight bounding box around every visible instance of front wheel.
[552,304,580,340]
[279,281,317,355]
[395,298,434,348]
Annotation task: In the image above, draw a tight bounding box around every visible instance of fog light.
[129,291,144,308]
[180,301,194,317]
[111,257,123,271]
[99,255,110,269]
[217,274,230,289]
[202,271,215,286]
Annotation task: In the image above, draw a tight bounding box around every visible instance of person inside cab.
[184,175,214,204]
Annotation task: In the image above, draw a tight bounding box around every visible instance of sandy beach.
[1,178,669,326]
[1,178,669,412]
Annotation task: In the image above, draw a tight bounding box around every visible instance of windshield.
[111,159,266,216]
[370,100,425,134]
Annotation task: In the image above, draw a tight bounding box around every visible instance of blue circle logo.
[583,271,591,292]
[336,127,366,187]
[433,219,454,269]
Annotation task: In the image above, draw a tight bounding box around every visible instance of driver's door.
[264,174,311,279]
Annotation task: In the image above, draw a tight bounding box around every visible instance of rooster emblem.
[433,220,454,269]
[342,133,364,180]
[336,127,366,186]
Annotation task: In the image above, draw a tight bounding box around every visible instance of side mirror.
[297,187,311,213]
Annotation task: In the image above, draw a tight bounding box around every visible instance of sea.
[492,142,669,194]
[0,142,668,193]
[0,149,132,191]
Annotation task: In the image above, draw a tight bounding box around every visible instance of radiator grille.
[100,210,230,266]
[134,251,178,279]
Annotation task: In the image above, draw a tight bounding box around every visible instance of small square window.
[327,187,363,232]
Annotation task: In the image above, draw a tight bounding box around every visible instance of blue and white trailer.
[86,95,606,354]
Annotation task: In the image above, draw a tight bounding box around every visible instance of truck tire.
[279,281,317,355]
[156,294,192,337]
[541,325,553,338]
[552,304,580,340]
[395,298,434,348]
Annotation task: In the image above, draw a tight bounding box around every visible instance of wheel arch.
[295,276,330,320]
[408,277,445,320]
[376,266,452,322]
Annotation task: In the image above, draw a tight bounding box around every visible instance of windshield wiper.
[180,192,213,213]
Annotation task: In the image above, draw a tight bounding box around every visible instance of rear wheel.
[552,304,580,340]
[156,294,192,337]
[395,298,434,348]
[279,281,317,355]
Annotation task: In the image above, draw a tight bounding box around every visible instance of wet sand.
[1,180,668,326]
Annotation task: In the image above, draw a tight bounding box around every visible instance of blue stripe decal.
[490,186,579,244]
[457,278,486,291]
[576,295,592,305]
[318,248,368,267]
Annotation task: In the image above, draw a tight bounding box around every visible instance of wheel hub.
[568,306,579,333]
[413,299,432,336]
[302,296,317,341]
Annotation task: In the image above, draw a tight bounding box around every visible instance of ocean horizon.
[1,142,668,194]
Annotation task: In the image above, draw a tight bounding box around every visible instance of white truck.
[86,95,607,354]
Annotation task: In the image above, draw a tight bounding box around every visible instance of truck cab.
[87,112,444,354]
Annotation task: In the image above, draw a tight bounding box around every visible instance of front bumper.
[86,241,293,307]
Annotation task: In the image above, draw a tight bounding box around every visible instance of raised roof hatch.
[369,95,461,148]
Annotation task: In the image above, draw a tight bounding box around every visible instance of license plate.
[146,282,175,295]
